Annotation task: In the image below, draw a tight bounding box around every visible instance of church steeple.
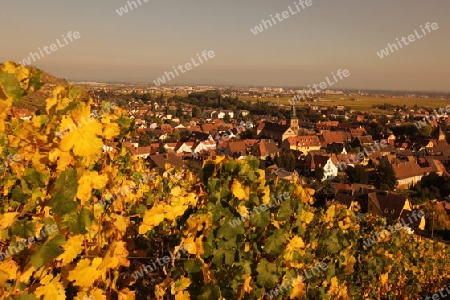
[439,126,446,141]
[290,103,299,134]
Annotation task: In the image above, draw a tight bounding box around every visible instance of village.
[21,86,443,242]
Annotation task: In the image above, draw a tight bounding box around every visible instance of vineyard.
[0,61,450,299]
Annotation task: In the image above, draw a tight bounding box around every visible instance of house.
[10,108,32,120]
[335,188,424,229]
[164,142,178,153]
[388,156,445,189]
[315,121,339,130]
[349,127,367,138]
[321,131,350,147]
[174,142,196,154]
[258,122,297,142]
[251,140,280,160]
[223,141,248,157]
[192,140,217,154]
[201,123,219,134]
[305,154,338,181]
[123,142,151,157]
[148,153,185,174]
[352,135,375,148]
[281,136,321,155]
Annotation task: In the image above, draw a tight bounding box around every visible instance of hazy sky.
[1,0,449,90]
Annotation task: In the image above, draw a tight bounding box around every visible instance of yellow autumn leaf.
[3,62,30,89]
[322,204,336,223]
[118,288,136,300]
[284,236,306,261]
[0,98,12,132]
[328,276,340,295]
[0,260,18,280]
[175,291,190,300]
[139,205,166,234]
[60,119,103,157]
[289,276,305,299]
[112,214,129,237]
[76,171,108,205]
[238,205,249,218]
[46,86,71,113]
[243,275,253,293]
[380,272,388,287]
[98,241,129,270]
[171,277,191,294]
[261,186,271,204]
[0,212,18,231]
[212,156,225,165]
[103,122,120,139]
[231,180,246,200]
[56,235,84,266]
[165,202,188,221]
[0,271,8,291]
[49,148,74,171]
[155,283,168,300]
[67,258,104,288]
[181,236,204,257]
[171,186,182,197]
[34,274,66,300]
[300,211,314,225]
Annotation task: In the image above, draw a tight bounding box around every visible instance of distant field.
[239,95,450,112]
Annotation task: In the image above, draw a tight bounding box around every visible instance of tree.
[274,153,297,172]
[375,158,397,190]
[422,201,450,231]
[314,167,325,181]
[158,142,167,154]
[192,106,202,118]
[346,166,369,184]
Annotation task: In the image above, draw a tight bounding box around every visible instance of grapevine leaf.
[263,229,286,255]
[48,169,78,215]
[30,235,65,269]
[256,258,279,288]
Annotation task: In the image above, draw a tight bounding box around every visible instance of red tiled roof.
[322,131,348,144]
[285,136,320,147]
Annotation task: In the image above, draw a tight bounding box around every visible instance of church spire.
[439,126,445,141]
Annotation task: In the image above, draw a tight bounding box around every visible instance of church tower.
[290,103,299,134]
[439,126,446,141]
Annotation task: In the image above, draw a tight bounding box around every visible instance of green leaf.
[198,285,221,300]
[48,169,78,215]
[249,209,270,228]
[256,258,279,288]
[263,229,286,255]
[184,259,202,274]
[276,199,292,221]
[30,234,65,269]
[323,229,341,254]
[6,293,38,300]
[62,208,91,234]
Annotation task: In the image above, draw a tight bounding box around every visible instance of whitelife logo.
[289,69,350,104]
[19,31,81,66]
[153,50,215,86]
[376,22,439,59]
[250,0,313,35]
[116,0,149,16]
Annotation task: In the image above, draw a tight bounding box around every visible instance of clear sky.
[1,0,449,91]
